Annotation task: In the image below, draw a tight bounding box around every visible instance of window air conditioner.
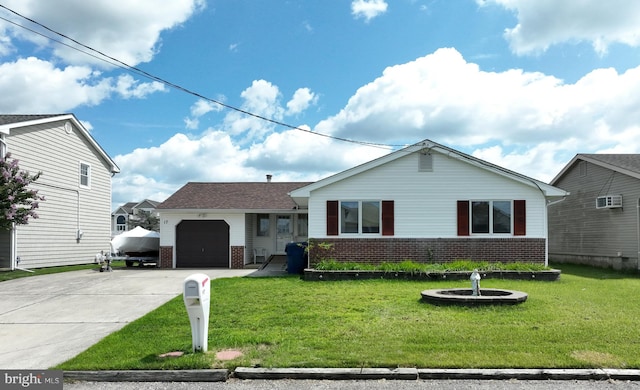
[596,195,622,209]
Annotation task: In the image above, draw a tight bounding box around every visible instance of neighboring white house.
[289,140,568,267]
[111,199,161,236]
[156,139,567,269]
[0,114,119,270]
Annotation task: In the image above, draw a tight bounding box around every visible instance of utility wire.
[0,4,402,151]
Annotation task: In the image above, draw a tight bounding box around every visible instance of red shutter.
[457,200,470,236]
[514,200,526,236]
[381,200,394,236]
[326,200,338,236]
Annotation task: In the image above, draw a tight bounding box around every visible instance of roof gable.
[0,114,119,174]
[157,182,313,211]
[551,154,640,184]
[290,139,567,199]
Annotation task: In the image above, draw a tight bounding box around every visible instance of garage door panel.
[176,220,229,268]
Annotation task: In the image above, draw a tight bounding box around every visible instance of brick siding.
[308,238,546,266]
[159,246,173,268]
[231,246,244,269]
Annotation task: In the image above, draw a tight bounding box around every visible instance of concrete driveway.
[0,267,255,369]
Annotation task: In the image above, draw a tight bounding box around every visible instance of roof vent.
[596,195,622,209]
[266,174,272,183]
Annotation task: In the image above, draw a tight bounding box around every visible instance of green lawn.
[0,261,127,282]
[57,263,640,370]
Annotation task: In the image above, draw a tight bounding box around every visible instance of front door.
[276,215,293,253]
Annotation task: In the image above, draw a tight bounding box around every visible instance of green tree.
[127,209,160,232]
[0,153,45,231]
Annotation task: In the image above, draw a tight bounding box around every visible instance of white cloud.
[0,57,166,112]
[111,124,389,207]
[482,0,640,55]
[351,0,388,22]
[286,88,317,115]
[184,99,223,130]
[1,0,206,67]
[114,74,166,99]
[312,47,640,181]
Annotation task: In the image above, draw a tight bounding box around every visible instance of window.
[297,214,308,237]
[80,163,91,187]
[459,200,525,236]
[257,214,270,236]
[471,200,511,234]
[116,215,126,231]
[340,201,380,234]
[327,200,394,236]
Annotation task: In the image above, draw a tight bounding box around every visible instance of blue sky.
[1,0,640,209]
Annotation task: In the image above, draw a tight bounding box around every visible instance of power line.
[0,4,402,151]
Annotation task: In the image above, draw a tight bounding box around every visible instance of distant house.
[111,199,161,236]
[0,114,119,270]
[157,140,567,269]
[549,154,640,271]
[156,181,311,268]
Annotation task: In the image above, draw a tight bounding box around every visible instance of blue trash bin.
[285,242,308,274]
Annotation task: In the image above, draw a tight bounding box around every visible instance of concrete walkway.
[0,267,254,369]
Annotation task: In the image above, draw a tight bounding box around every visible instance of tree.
[0,153,45,231]
[127,209,160,232]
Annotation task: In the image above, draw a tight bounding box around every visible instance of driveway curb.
[64,368,640,382]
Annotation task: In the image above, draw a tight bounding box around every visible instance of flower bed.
[303,268,561,281]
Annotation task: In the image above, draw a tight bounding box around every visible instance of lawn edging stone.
[302,268,561,282]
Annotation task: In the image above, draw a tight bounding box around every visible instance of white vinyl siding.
[308,152,547,239]
[6,120,114,268]
[80,162,91,187]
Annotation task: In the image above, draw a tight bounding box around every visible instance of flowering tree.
[0,153,45,231]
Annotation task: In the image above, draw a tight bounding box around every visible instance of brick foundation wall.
[231,246,244,269]
[159,246,173,268]
[308,238,546,266]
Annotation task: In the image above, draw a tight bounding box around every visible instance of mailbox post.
[183,273,211,352]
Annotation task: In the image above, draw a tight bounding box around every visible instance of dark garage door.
[176,220,230,268]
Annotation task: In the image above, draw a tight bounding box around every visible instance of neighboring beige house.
[0,114,119,270]
[111,199,161,236]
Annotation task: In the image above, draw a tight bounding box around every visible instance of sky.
[1,0,640,210]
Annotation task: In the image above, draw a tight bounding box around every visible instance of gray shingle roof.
[157,182,313,210]
[579,154,640,175]
[0,114,68,126]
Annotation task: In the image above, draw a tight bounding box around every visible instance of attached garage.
[176,220,229,268]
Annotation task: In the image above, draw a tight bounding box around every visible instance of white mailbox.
[183,273,211,352]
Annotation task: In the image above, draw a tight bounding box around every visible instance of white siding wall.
[8,121,114,268]
[308,151,547,238]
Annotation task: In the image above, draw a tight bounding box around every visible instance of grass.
[0,261,127,282]
[314,259,551,272]
[56,263,640,371]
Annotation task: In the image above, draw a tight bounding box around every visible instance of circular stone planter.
[421,288,528,306]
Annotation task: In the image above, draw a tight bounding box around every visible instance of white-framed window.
[80,162,91,187]
[116,215,126,231]
[471,200,511,234]
[340,200,381,234]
